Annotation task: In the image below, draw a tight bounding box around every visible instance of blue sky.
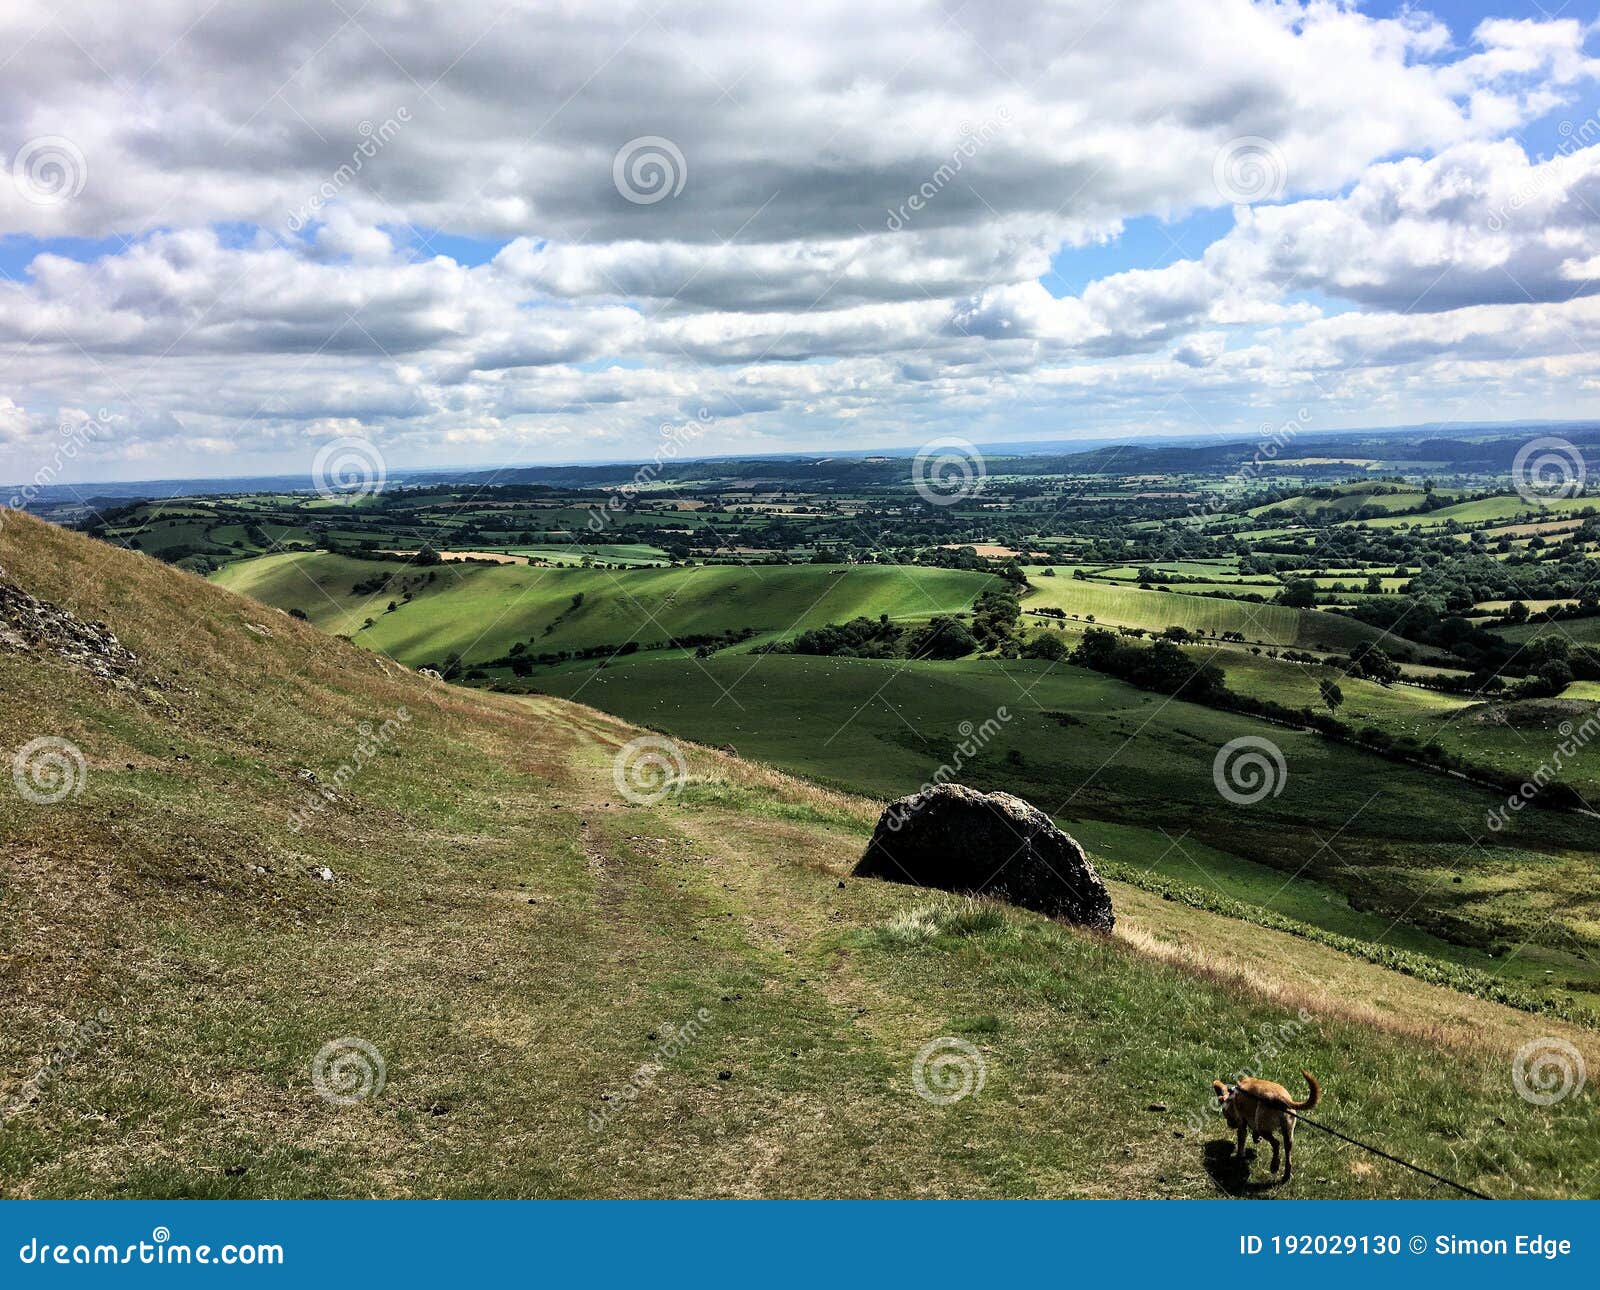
[3,0,1599,483]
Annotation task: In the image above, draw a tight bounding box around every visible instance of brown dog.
[1212,1071,1320,1180]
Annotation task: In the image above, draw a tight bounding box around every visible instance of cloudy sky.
[3,0,1600,483]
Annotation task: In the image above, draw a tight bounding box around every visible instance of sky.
[3,0,1600,484]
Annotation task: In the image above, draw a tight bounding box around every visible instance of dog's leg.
[1265,1130,1280,1174]
[1235,1123,1248,1160]
[1282,1119,1293,1180]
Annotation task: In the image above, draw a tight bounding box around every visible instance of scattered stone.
[0,577,147,689]
[224,1165,247,1177]
[1148,1102,1168,1112]
[307,865,334,882]
[717,1070,732,1081]
[854,784,1114,930]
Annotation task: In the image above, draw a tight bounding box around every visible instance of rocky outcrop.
[0,577,143,689]
[854,783,1113,930]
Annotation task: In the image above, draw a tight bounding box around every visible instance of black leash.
[1291,1112,1494,1199]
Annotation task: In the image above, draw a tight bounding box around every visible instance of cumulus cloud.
[0,0,1598,479]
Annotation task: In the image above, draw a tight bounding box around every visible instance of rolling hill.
[1018,571,1394,654]
[211,553,990,665]
[2,511,1595,1198]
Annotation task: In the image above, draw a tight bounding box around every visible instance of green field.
[213,553,993,665]
[530,652,1600,1000]
[1019,570,1392,653]
[16,497,1600,1198]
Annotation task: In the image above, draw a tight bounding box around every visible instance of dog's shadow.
[1203,1139,1287,1196]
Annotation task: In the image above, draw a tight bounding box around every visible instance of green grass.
[528,652,1600,999]
[1019,570,1392,653]
[5,511,1598,1198]
[212,552,993,665]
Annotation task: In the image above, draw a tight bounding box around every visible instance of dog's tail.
[1288,1070,1320,1111]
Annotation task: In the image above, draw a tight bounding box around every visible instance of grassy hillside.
[212,553,989,665]
[531,653,1600,1002]
[1019,571,1395,653]
[4,512,1595,1199]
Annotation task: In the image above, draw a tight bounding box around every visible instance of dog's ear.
[1212,1080,1228,1101]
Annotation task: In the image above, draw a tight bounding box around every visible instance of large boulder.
[854,784,1113,930]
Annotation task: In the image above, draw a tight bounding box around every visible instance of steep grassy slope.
[212,553,988,664]
[2,513,1595,1198]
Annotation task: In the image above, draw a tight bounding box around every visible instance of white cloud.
[0,0,1598,479]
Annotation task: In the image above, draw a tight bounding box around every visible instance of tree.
[1021,633,1067,661]
[1318,678,1344,712]
[1279,578,1318,608]
[907,616,978,660]
[1505,600,1530,625]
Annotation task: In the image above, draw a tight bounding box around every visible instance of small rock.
[224,1165,247,1177]
[1147,1102,1168,1112]
[717,1070,732,1081]
[307,865,334,882]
